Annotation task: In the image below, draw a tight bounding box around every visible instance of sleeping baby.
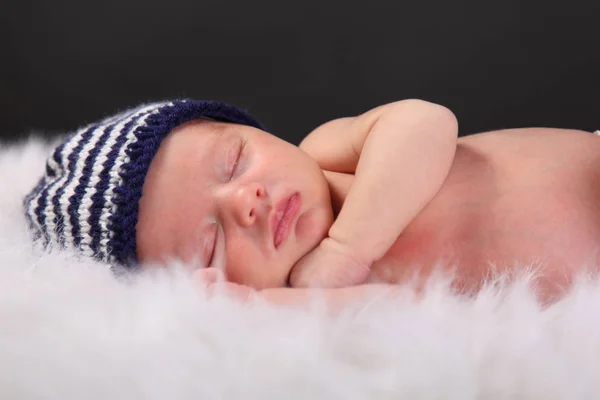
[23,99,600,305]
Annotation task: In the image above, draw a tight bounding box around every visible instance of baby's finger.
[207,281,256,303]
[192,267,225,286]
[192,268,256,302]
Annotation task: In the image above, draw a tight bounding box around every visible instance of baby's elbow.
[391,99,459,141]
[434,103,459,149]
[426,103,458,171]
[394,99,458,168]
[422,101,459,164]
[435,103,459,141]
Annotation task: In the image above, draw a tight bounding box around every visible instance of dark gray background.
[2,0,599,144]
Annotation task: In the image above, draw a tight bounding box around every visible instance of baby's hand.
[193,268,256,302]
[288,237,371,288]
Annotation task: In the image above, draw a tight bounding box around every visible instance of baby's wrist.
[320,236,373,272]
[328,221,389,268]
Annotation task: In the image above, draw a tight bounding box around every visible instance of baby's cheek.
[295,209,331,252]
[222,253,246,285]
[221,245,268,289]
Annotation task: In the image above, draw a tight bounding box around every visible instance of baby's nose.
[230,182,269,227]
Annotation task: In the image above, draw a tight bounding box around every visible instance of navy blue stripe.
[23,176,46,212]
[89,110,153,259]
[33,141,68,237]
[67,104,145,249]
[51,123,101,243]
[23,176,48,244]
[65,106,144,248]
[45,163,56,178]
[69,122,117,248]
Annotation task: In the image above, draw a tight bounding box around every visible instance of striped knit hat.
[23,99,263,267]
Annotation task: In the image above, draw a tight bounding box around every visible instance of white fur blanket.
[2,138,600,399]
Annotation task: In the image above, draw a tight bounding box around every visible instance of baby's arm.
[256,284,406,310]
[290,99,458,287]
[195,269,408,312]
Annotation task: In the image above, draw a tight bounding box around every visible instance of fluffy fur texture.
[2,137,600,399]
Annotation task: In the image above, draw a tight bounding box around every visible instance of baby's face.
[136,119,333,289]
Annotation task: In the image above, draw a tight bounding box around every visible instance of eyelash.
[206,224,218,268]
[227,139,246,180]
[210,138,246,267]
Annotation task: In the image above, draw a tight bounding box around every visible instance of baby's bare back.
[370,128,600,297]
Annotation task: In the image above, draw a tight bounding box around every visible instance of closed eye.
[205,224,218,268]
[227,138,246,180]
[209,223,226,272]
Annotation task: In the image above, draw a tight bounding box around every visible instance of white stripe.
[30,115,123,240]
[58,122,118,247]
[46,153,60,176]
[27,110,141,246]
[26,137,66,228]
[33,126,89,243]
[99,103,171,261]
[78,104,160,257]
[26,178,47,233]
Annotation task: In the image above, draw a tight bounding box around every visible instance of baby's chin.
[280,209,332,286]
[295,204,333,245]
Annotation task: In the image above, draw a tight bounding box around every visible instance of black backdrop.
[2,0,599,144]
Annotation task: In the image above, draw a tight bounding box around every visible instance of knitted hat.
[23,99,263,267]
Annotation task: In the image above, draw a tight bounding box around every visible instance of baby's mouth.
[272,193,301,249]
